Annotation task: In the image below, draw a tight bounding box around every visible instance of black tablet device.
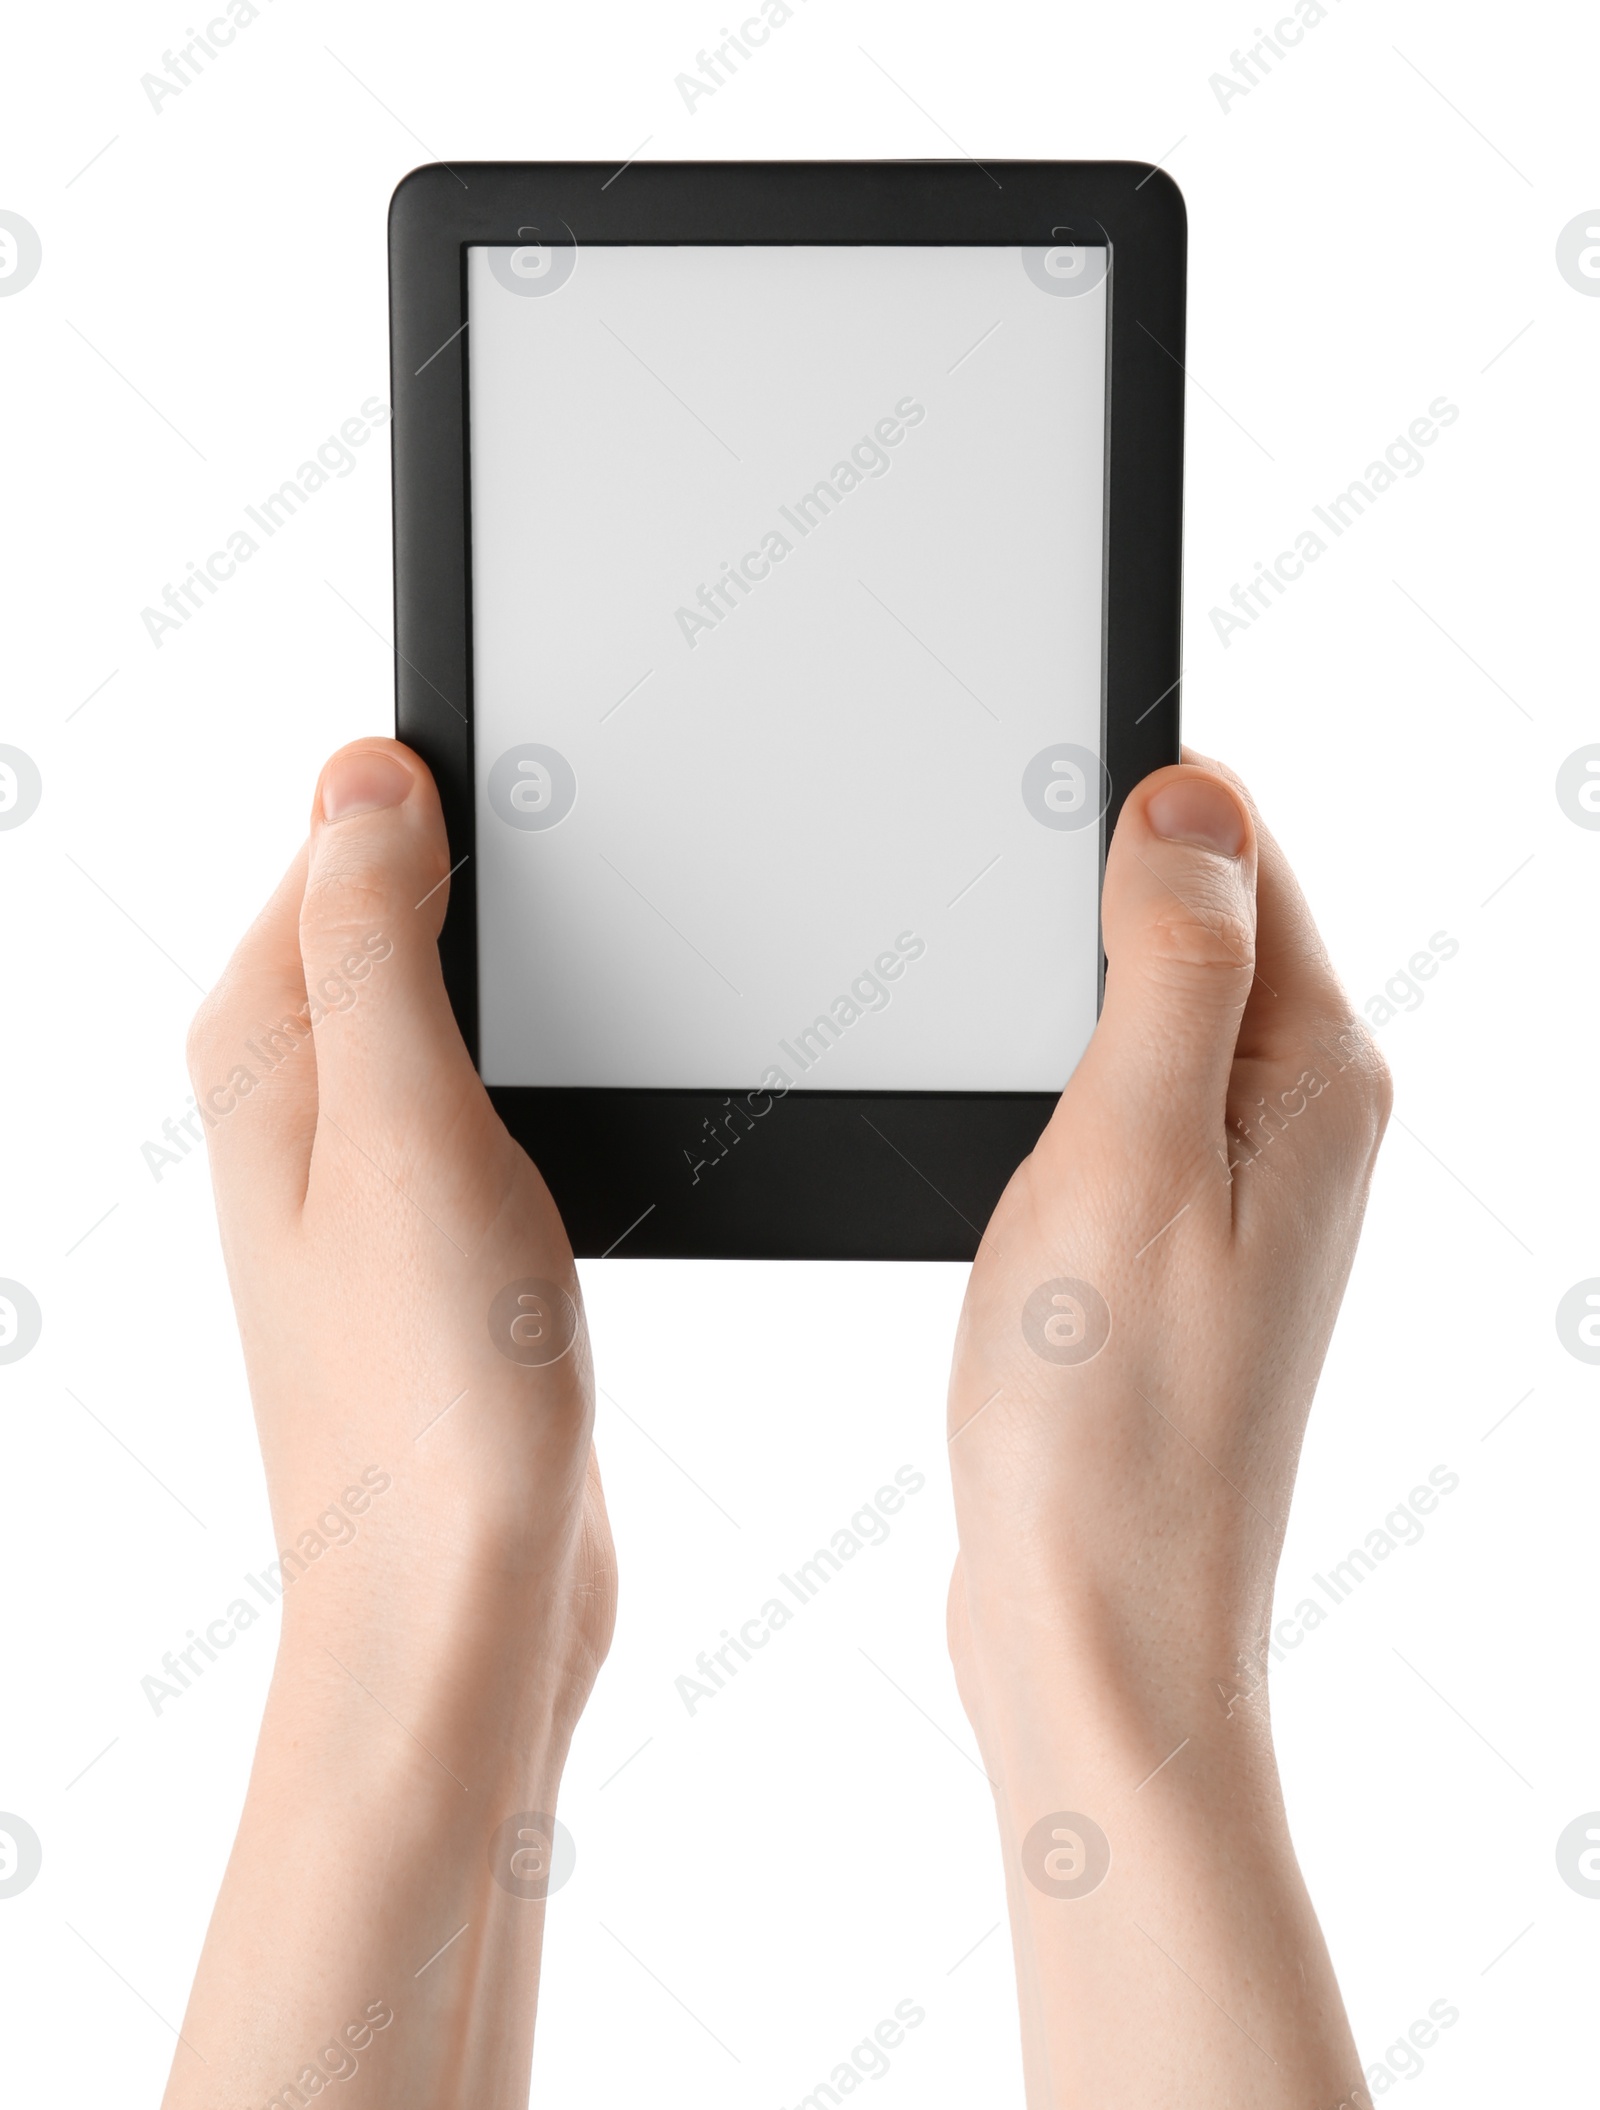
[388,160,1184,1261]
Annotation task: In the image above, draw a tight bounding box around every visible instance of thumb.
[298,739,480,1145]
[1066,763,1258,1164]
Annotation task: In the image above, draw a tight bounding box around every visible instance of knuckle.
[299,858,395,950]
[1349,1031,1395,1145]
[1312,1019,1393,1162]
[185,990,230,1087]
[1143,901,1255,981]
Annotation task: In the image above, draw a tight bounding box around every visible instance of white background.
[1,0,1597,2102]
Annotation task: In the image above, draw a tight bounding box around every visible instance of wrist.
[954,1565,1283,1805]
[276,1598,584,1772]
[269,1492,609,1735]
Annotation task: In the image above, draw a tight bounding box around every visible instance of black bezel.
[388,159,1184,1261]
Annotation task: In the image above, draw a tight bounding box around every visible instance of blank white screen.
[467,242,1108,1090]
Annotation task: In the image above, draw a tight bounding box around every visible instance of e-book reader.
[389,161,1184,1258]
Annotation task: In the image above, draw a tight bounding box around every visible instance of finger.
[297,738,489,1179]
[1189,759,1391,1186]
[186,842,317,1224]
[1046,763,1257,1182]
[1181,753,1350,1066]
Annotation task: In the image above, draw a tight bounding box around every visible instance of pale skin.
[164,744,615,2109]
[164,740,1387,2109]
[947,757,1390,2107]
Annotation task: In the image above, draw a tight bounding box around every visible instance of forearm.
[162,1593,578,2110]
[970,1600,1362,2110]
